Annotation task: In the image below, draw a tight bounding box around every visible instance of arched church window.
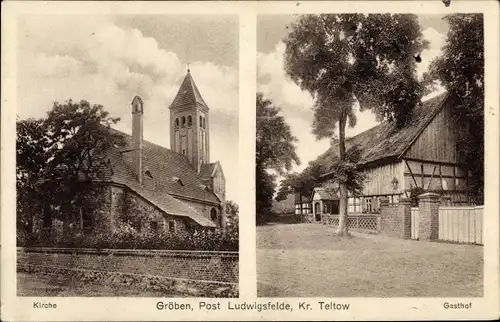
[202,117,206,129]
[187,115,192,127]
[175,118,179,129]
[210,208,217,222]
[199,116,203,128]
[181,116,186,128]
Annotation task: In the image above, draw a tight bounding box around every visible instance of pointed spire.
[169,69,209,110]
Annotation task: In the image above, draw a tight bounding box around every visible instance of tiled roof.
[105,145,216,227]
[199,162,218,181]
[315,93,449,177]
[313,188,340,200]
[109,129,220,204]
[169,71,209,110]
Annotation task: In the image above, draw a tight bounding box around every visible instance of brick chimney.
[131,96,144,184]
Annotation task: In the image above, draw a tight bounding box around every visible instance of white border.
[1,1,499,321]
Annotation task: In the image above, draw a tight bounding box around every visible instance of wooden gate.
[411,207,419,240]
[438,206,483,244]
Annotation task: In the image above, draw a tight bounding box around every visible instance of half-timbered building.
[312,92,471,215]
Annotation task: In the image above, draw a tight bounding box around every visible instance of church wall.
[175,197,221,226]
[110,185,187,234]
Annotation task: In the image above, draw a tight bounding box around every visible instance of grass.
[17,273,183,297]
[257,223,483,297]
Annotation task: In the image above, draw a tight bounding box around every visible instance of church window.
[175,118,179,129]
[181,116,186,128]
[202,117,206,129]
[199,116,203,128]
[150,221,158,232]
[210,208,218,222]
[187,115,192,127]
[168,221,176,233]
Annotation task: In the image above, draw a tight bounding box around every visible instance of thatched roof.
[316,93,449,178]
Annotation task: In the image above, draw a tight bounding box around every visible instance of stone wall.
[110,185,187,234]
[17,247,239,297]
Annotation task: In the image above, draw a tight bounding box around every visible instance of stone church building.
[37,70,227,235]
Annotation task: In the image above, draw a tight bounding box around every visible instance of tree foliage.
[284,14,427,235]
[276,161,324,202]
[256,93,300,222]
[225,200,239,231]
[423,14,484,203]
[16,99,122,240]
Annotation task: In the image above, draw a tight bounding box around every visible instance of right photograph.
[256,13,484,297]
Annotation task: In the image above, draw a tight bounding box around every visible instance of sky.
[257,14,448,175]
[17,14,239,202]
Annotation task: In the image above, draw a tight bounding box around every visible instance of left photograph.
[16,14,239,297]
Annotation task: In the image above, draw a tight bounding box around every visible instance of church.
[37,69,228,235]
[102,69,227,233]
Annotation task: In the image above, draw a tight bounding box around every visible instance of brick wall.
[418,192,440,241]
[17,247,238,297]
[379,198,411,239]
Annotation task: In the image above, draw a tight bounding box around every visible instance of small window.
[175,118,179,129]
[202,117,206,129]
[187,115,192,127]
[168,221,175,233]
[172,176,184,186]
[150,221,158,231]
[210,208,218,222]
[199,116,203,128]
[181,116,186,128]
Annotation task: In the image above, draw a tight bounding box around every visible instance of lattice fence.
[321,214,380,233]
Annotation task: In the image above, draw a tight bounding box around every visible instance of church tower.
[169,69,210,173]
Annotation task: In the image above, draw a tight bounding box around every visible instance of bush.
[20,226,239,251]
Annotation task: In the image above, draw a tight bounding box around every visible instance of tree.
[423,14,484,204]
[225,200,239,231]
[16,99,122,240]
[284,14,428,235]
[276,160,324,202]
[16,118,50,241]
[256,93,300,222]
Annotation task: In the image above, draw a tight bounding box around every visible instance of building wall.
[110,185,187,234]
[174,197,222,227]
[402,159,469,204]
[404,102,461,163]
[360,161,404,196]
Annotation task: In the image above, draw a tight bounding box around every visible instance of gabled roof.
[312,187,340,200]
[169,71,209,110]
[198,161,224,183]
[99,146,216,227]
[109,128,220,205]
[199,162,217,180]
[316,93,449,177]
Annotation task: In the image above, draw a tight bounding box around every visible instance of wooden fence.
[438,206,483,245]
[411,207,419,240]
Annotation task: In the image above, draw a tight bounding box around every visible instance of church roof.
[98,129,220,227]
[198,162,219,181]
[169,71,209,110]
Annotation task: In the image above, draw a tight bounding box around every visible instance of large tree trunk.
[336,113,349,236]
